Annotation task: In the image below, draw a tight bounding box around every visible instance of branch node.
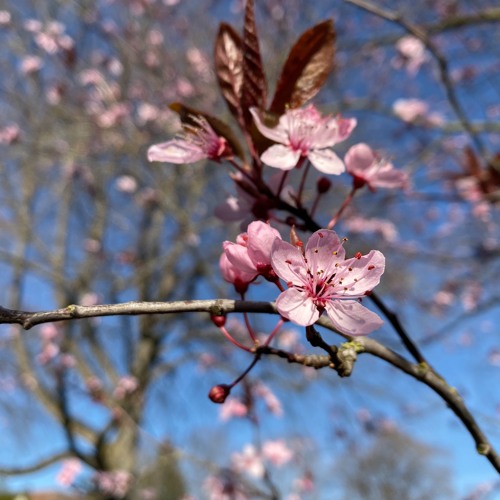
[478,443,491,456]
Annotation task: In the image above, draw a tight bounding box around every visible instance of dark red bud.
[208,384,231,404]
[317,177,331,194]
[353,175,367,190]
[211,314,226,327]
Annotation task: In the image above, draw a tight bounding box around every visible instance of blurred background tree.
[0,0,499,498]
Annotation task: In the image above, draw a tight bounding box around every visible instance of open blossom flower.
[251,105,356,174]
[271,230,385,335]
[345,143,408,191]
[343,215,398,242]
[395,36,428,75]
[231,445,265,478]
[56,459,82,487]
[147,116,232,164]
[392,98,443,126]
[262,440,294,467]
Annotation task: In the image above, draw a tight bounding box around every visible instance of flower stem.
[218,325,252,352]
[264,318,284,347]
[296,159,311,207]
[327,186,357,229]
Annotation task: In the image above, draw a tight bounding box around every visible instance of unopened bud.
[208,384,231,404]
[211,314,226,327]
[317,177,331,194]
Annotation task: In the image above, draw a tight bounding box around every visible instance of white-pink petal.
[275,288,319,326]
[147,140,206,164]
[261,144,301,170]
[250,108,289,143]
[345,143,375,174]
[325,300,383,336]
[304,230,345,271]
[247,221,281,268]
[224,242,258,277]
[369,167,408,189]
[307,148,345,175]
[271,240,308,286]
[337,250,385,296]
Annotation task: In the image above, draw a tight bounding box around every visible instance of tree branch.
[0,300,277,330]
[0,451,72,475]
[1,298,499,473]
[345,0,492,165]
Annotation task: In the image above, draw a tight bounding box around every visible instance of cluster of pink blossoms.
[221,221,385,336]
[148,103,407,195]
[147,104,401,336]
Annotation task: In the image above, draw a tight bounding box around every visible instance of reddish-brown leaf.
[169,102,245,160]
[241,0,268,129]
[269,20,335,115]
[214,23,244,126]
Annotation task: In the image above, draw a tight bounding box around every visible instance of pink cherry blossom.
[0,11,11,25]
[94,470,132,498]
[219,397,249,421]
[262,440,293,466]
[20,55,43,75]
[56,458,82,487]
[392,98,444,126]
[203,475,248,500]
[0,124,20,144]
[222,221,282,288]
[343,215,398,242]
[345,143,408,191]
[115,175,138,193]
[254,382,283,416]
[395,36,428,75]
[219,246,256,294]
[271,229,385,335]
[147,116,232,164]
[113,375,139,399]
[231,445,265,478]
[251,105,356,174]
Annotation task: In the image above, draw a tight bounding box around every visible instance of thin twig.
[345,0,491,164]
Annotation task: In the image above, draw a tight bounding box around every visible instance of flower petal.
[368,166,408,190]
[307,149,345,175]
[219,252,256,285]
[336,250,385,296]
[271,240,308,286]
[275,288,319,326]
[247,221,281,268]
[261,145,301,170]
[345,143,375,175]
[335,116,357,142]
[250,108,289,144]
[147,140,206,164]
[325,300,383,336]
[224,242,258,277]
[304,230,345,274]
